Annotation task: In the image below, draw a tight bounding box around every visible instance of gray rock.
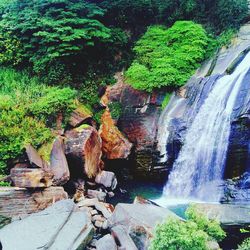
[109,203,181,249]
[96,234,117,250]
[0,200,94,250]
[109,203,181,229]
[111,225,138,250]
[193,203,250,227]
[95,171,118,190]
[87,189,106,201]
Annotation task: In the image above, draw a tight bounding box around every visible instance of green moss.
[75,124,91,132]
[108,101,122,120]
[161,93,172,110]
[38,140,54,163]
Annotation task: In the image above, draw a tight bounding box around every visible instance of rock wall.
[102,73,165,178]
[158,22,250,182]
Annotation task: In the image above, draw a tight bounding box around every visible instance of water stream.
[161,52,250,203]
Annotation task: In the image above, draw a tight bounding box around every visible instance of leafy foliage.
[108,101,123,120]
[238,237,250,250]
[0,68,77,174]
[126,21,209,91]
[150,205,226,250]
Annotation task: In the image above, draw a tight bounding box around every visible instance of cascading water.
[162,52,250,202]
[157,96,186,163]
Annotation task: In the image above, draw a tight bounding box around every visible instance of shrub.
[0,68,77,173]
[238,238,250,250]
[150,205,226,250]
[125,21,209,92]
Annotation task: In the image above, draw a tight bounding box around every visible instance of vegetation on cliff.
[0,0,248,173]
[126,21,209,91]
[0,68,77,174]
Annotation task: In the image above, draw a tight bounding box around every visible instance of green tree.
[126,21,209,91]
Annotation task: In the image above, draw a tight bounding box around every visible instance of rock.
[95,202,112,219]
[78,198,99,208]
[0,187,68,218]
[0,200,94,250]
[193,203,250,228]
[108,203,181,249]
[50,136,70,185]
[87,189,107,201]
[10,168,53,188]
[92,215,105,223]
[65,125,102,178]
[111,225,138,250]
[99,109,132,159]
[95,171,118,190]
[101,74,164,176]
[207,241,220,250]
[96,234,117,250]
[95,220,103,228]
[69,104,93,128]
[25,144,49,169]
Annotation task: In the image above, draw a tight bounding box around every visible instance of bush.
[126,21,209,92]
[0,68,77,173]
[238,238,250,250]
[150,205,226,250]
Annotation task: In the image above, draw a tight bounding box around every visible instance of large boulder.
[99,109,132,159]
[108,203,181,249]
[65,125,102,178]
[193,203,250,228]
[50,136,70,185]
[69,104,93,128]
[10,168,53,188]
[0,200,94,250]
[0,187,68,218]
[101,73,164,176]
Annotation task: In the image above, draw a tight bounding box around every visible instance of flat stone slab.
[0,200,94,250]
[109,203,181,229]
[0,187,68,218]
[193,203,250,227]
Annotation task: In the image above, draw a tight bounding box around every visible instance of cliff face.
[101,73,164,177]
[159,22,250,181]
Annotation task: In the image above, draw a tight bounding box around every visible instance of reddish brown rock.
[10,168,53,188]
[25,144,49,169]
[99,110,132,159]
[65,125,102,178]
[0,187,68,218]
[101,73,164,174]
[69,104,93,128]
[50,136,70,185]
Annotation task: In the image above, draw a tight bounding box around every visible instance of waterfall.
[157,96,186,163]
[163,52,250,202]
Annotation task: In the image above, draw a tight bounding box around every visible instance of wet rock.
[0,215,11,229]
[0,187,68,218]
[10,168,53,188]
[0,200,94,250]
[50,136,70,185]
[96,234,117,250]
[95,171,118,190]
[111,225,138,250]
[69,104,93,128]
[99,109,132,159]
[65,125,102,178]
